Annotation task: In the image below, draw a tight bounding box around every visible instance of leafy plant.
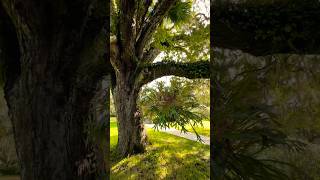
[139,77,206,140]
[167,1,192,25]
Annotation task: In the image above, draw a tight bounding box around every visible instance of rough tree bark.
[113,72,148,156]
[0,1,109,179]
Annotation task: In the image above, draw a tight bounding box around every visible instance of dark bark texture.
[113,73,147,156]
[213,0,320,56]
[0,0,109,179]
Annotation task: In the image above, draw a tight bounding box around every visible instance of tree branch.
[213,0,320,56]
[140,61,209,85]
[136,0,152,35]
[135,0,179,58]
[195,13,210,21]
[118,0,137,64]
[141,45,161,64]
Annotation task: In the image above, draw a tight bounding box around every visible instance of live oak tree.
[0,0,109,179]
[110,0,210,157]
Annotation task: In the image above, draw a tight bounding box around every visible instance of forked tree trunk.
[113,74,147,157]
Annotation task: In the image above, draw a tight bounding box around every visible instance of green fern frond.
[167,1,193,25]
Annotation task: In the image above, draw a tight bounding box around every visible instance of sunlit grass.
[167,119,210,136]
[110,118,210,180]
[148,117,210,137]
[184,119,210,137]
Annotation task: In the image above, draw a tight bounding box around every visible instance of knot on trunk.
[134,110,141,120]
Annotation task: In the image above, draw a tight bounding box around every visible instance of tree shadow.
[110,129,210,179]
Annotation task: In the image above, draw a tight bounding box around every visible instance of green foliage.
[167,1,192,25]
[151,1,209,63]
[153,18,210,63]
[191,79,210,118]
[139,77,206,140]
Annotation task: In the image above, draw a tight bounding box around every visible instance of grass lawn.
[110,117,210,180]
[152,118,210,137]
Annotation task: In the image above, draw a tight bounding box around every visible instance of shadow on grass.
[110,121,210,180]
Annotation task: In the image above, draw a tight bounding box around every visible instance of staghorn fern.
[139,77,206,140]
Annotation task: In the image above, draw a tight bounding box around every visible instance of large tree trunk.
[0,1,109,179]
[113,73,147,157]
[4,45,108,180]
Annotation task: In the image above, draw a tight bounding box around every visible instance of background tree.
[0,0,109,179]
[110,0,210,157]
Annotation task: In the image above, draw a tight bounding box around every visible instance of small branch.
[140,61,209,86]
[136,0,152,36]
[118,0,137,63]
[195,13,210,21]
[135,0,179,58]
